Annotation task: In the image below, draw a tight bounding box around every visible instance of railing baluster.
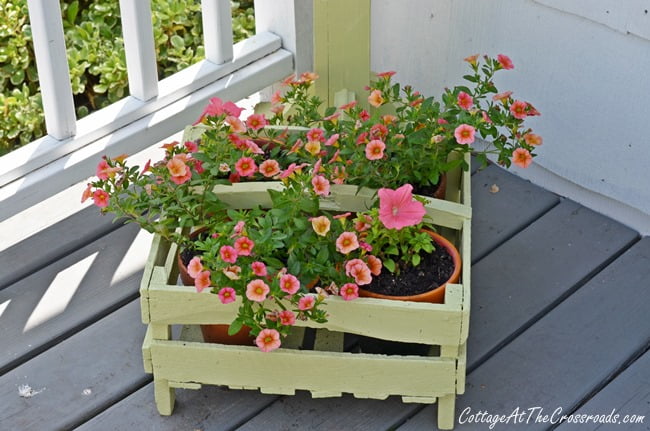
[26,0,77,140]
[119,0,159,101]
[201,0,234,64]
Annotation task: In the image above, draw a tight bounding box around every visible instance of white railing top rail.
[0,0,312,222]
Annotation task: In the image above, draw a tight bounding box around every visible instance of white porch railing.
[0,0,311,222]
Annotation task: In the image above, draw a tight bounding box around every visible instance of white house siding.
[371,0,650,233]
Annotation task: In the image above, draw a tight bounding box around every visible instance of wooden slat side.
[150,340,456,398]
[142,325,153,374]
[146,284,464,345]
[460,218,472,342]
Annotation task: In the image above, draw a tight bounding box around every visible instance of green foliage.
[0,0,255,156]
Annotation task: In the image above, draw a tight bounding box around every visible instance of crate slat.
[150,340,457,398]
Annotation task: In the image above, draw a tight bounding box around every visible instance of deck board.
[467,199,639,366]
[470,165,559,263]
[0,224,150,374]
[0,300,148,431]
[556,349,650,431]
[398,237,650,430]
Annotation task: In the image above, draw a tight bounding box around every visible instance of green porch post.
[313,0,371,108]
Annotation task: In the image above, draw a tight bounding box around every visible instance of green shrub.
[0,0,255,156]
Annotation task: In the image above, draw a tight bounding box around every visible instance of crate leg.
[437,393,455,430]
[154,378,175,415]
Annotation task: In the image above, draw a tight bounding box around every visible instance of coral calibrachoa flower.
[256,329,281,352]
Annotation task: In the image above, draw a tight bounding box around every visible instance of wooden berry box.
[140,154,471,430]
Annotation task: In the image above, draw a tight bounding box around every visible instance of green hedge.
[0,0,255,156]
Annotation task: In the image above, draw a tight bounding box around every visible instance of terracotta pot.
[358,230,461,304]
[177,238,253,346]
[432,173,447,200]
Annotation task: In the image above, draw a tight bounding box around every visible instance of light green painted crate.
[140,154,471,430]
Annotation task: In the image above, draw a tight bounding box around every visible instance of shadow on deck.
[1,160,648,430]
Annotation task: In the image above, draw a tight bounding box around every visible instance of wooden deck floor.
[1,162,648,431]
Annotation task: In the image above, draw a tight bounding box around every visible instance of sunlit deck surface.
[1,157,648,431]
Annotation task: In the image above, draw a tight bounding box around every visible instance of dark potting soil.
[363,244,455,297]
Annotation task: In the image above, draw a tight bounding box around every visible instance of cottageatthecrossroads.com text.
[458,406,646,429]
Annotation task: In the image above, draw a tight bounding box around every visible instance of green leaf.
[411,254,421,267]
[170,34,185,49]
[228,319,244,335]
[67,1,79,23]
[384,258,396,273]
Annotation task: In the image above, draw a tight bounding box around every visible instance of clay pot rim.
[358,229,461,303]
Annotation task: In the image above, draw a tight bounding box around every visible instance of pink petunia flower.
[218,287,236,304]
[312,175,330,196]
[378,184,426,230]
[251,261,267,277]
[457,91,474,110]
[234,236,254,256]
[340,283,359,301]
[246,279,270,302]
[245,113,268,131]
[278,310,296,326]
[298,295,316,310]
[510,100,528,120]
[220,245,238,263]
[454,124,476,145]
[187,256,203,279]
[259,159,281,177]
[234,157,257,177]
[194,97,243,124]
[280,273,300,295]
[256,328,281,352]
[365,139,386,160]
[92,189,110,208]
[336,232,360,254]
[310,216,331,236]
[512,148,533,168]
[368,89,384,107]
[497,54,514,70]
[167,155,192,185]
[194,270,211,292]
